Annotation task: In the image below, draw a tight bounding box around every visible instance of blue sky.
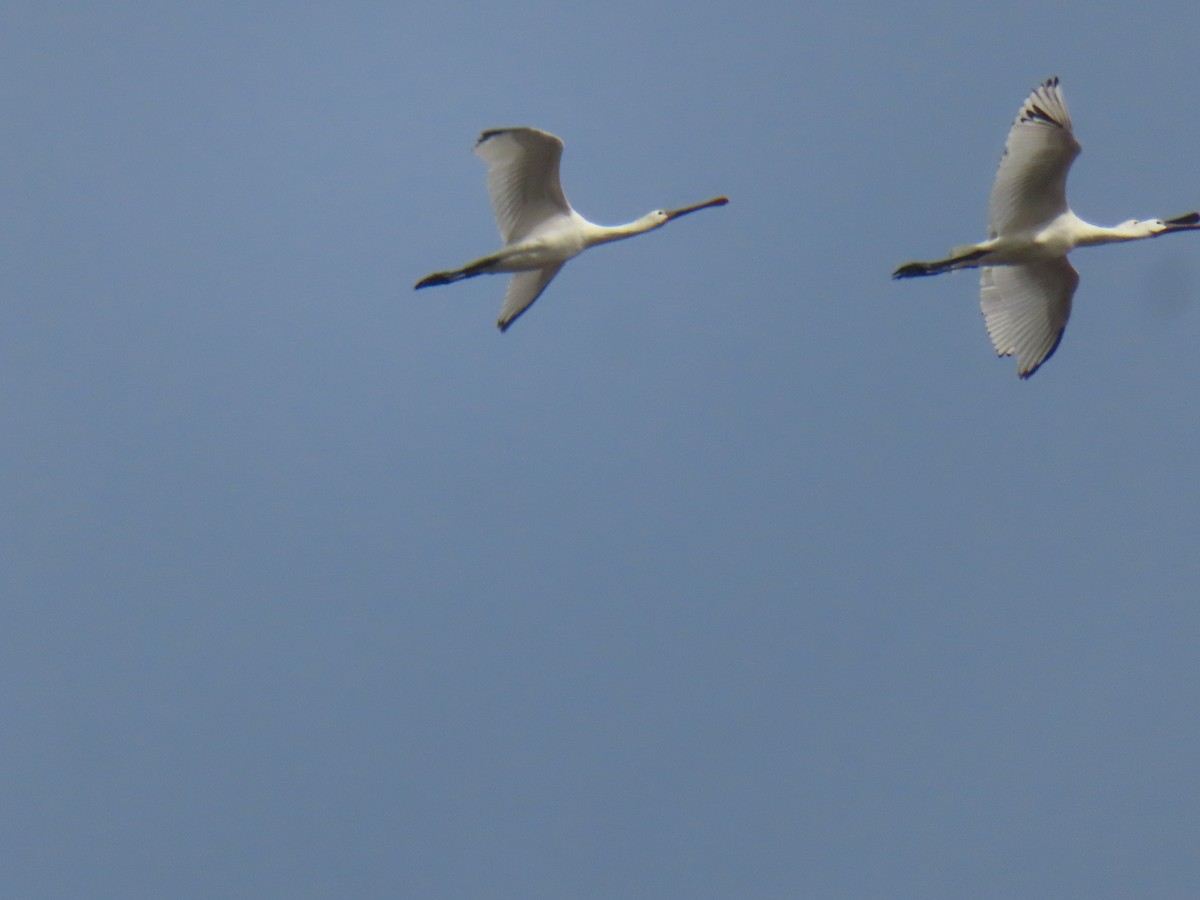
[3,2,1200,897]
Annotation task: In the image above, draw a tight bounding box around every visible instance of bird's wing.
[475,128,573,245]
[987,77,1081,237]
[497,264,564,332]
[979,258,1078,378]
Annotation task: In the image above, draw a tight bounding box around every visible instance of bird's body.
[416,127,727,331]
[894,77,1200,377]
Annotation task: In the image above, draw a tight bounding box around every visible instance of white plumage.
[416,127,728,331]
[894,77,1200,378]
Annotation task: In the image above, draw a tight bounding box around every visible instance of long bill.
[663,196,729,221]
[1163,212,1200,233]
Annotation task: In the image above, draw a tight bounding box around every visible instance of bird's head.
[1112,217,1158,238]
[641,196,729,231]
[1119,212,1200,238]
[640,209,674,230]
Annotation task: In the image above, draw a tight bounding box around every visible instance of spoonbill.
[893,76,1200,377]
[415,127,728,331]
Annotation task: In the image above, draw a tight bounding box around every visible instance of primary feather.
[988,77,1081,238]
[474,128,574,244]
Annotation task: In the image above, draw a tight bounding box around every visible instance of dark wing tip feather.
[1017,329,1064,379]
[1017,76,1068,128]
[1013,321,1066,379]
[475,127,563,150]
[476,128,511,147]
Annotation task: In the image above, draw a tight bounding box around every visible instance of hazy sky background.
[3,2,1199,897]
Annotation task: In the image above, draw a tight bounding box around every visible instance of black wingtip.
[1014,326,1065,379]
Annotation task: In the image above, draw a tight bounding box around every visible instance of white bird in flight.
[416,127,728,331]
[893,76,1200,377]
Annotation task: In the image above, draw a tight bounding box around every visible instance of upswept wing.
[988,77,1081,237]
[979,258,1078,378]
[497,264,564,332]
[474,128,573,245]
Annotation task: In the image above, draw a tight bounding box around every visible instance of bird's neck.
[587,217,660,246]
[1075,219,1149,246]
